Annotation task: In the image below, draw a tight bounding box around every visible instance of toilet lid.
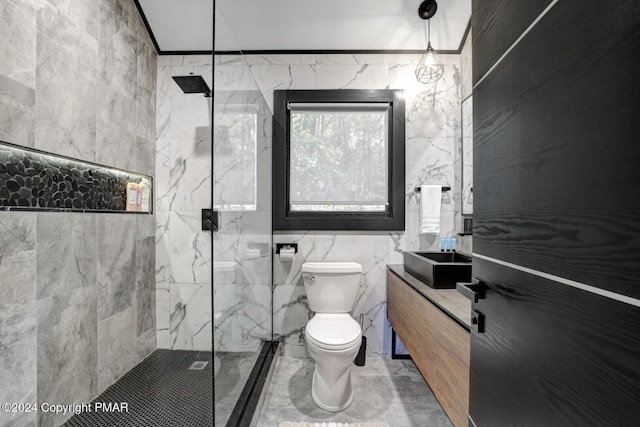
[306,314,361,350]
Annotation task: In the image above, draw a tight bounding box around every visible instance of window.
[273,90,405,230]
[213,91,268,212]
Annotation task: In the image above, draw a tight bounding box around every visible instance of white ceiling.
[137,0,471,52]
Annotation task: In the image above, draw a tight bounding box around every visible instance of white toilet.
[302,262,363,412]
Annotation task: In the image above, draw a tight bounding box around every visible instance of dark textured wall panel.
[0,141,151,212]
[471,257,640,427]
[473,0,640,298]
[472,0,553,84]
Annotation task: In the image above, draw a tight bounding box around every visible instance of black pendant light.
[415,0,444,84]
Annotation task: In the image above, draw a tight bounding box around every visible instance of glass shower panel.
[213,4,273,423]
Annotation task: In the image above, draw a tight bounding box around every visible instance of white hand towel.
[419,185,442,234]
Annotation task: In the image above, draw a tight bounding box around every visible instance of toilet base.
[310,364,354,412]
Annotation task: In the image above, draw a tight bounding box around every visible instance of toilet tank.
[302,262,362,313]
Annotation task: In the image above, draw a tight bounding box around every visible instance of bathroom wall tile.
[171,55,212,67]
[135,135,155,176]
[136,327,156,361]
[155,210,171,284]
[272,233,313,287]
[402,64,461,139]
[217,63,261,94]
[170,282,212,351]
[389,60,460,137]
[36,213,97,299]
[0,76,36,148]
[213,283,243,352]
[96,81,137,170]
[213,64,248,93]
[0,212,36,254]
[405,137,456,212]
[136,33,157,95]
[137,83,157,144]
[155,65,174,139]
[316,54,389,65]
[213,133,258,211]
[97,306,138,393]
[0,251,37,306]
[272,283,311,357]
[245,55,316,66]
[136,39,157,141]
[156,283,170,349]
[388,231,406,265]
[0,0,37,89]
[249,64,316,111]
[100,0,136,30]
[457,234,473,256]
[461,29,473,101]
[241,283,272,351]
[213,224,242,266]
[169,211,211,284]
[37,285,97,427]
[154,138,172,211]
[0,0,37,149]
[315,64,389,90]
[35,12,98,161]
[170,137,211,211]
[215,55,246,66]
[47,0,99,39]
[0,391,36,427]
[0,213,36,427]
[241,246,271,287]
[97,214,136,321]
[170,91,211,138]
[136,215,155,336]
[0,298,36,427]
[256,145,273,211]
[99,1,137,98]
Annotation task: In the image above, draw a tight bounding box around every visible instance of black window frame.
[272,89,405,231]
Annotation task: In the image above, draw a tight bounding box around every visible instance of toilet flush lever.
[303,274,315,282]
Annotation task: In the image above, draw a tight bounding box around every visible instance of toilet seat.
[306,314,361,351]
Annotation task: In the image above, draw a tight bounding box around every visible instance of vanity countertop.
[387,264,472,331]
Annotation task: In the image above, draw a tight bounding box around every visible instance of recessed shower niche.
[0,141,152,213]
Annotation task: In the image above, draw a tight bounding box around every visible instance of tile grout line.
[473,253,640,308]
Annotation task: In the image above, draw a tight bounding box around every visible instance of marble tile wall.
[0,0,157,425]
[156,54,274,355]
[214,53,463,358]
[155,55,214,352]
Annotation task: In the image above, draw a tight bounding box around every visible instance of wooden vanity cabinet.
[387,271,470,427]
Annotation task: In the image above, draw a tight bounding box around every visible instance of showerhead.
[172,75,211,97]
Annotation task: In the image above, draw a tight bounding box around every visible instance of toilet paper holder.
[275,243,298,254]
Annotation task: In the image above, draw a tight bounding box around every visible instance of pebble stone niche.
[0,141,152,213]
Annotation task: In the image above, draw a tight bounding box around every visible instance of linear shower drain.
[189,361,209,370]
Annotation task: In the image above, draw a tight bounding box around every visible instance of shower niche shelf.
[0,141,152,214]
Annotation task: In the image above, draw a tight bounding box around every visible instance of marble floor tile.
[256,356,452,427]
